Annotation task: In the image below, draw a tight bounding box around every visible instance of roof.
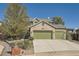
[76,29,79,31]
[51,24,66,29]
[29,17,66,29]
[30,18,52,22]
[66,28,74,31]
[30,20,66,29]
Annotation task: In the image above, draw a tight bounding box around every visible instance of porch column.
[53,32,55,39]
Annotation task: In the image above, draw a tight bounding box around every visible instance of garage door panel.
[55,31,64,39]
[34,31,52,39]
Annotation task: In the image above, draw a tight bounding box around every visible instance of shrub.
[16,41,25,49]
[9,39,33,50]
[9,42,15,48]
[28,37,34,40]
[23,39,33,49]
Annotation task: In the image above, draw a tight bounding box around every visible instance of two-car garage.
[33,31,65,39]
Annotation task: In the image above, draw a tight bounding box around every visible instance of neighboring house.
[74,29,79,40]
[66,28,74,40]
[29,18,67,40]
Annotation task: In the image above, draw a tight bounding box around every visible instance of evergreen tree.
[1,4,30,40]
[52,16,64,25]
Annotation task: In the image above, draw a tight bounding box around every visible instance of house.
[0,18,73,40]
[66,28,74,40]
[29,18,67,40]
[68,28,79,41]
[74,29,79,40]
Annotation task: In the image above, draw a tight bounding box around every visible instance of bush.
[9,42,15,48]
[16,41,25,49]
[9,39,33,50]
[28,37,34,40]
[23,40,33,49]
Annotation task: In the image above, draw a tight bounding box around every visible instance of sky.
[0,3,79,29]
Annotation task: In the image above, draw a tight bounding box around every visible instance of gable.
[31,22,55,31]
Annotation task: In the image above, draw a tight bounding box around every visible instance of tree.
[1,4,30,40]
[52,16,64,25]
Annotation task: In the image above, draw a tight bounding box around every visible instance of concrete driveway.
[33,40,79,53]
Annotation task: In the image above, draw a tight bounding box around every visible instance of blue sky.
[0,3,79,29]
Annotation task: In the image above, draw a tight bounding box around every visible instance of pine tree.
[1,4,30,40]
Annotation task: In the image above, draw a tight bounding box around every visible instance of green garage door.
[55,31,64,39]
[33,31,52,39]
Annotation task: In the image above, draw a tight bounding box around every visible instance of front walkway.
[33,40,79,55]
